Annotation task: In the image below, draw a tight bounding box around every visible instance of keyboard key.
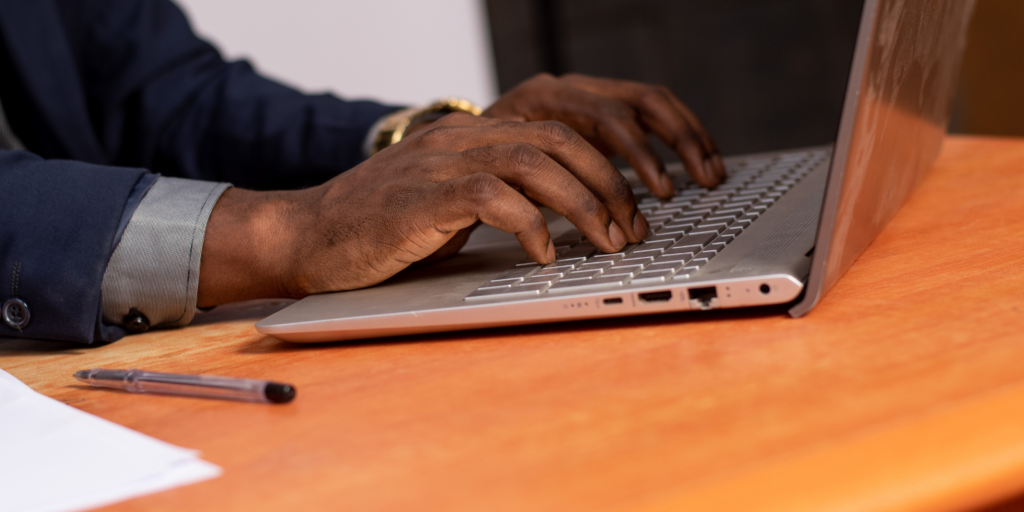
[477,283,512,291]
[713,208,747,217]
[557,242,597,261]
[547,274,632,293]
[674,232,717,249]
[719,202,753,211]
[649,260,686,271]
[465,282,550,301]
[465,287,517,299]
[607,264,644,275]
[490,277,524,285]
[645,214,675,224]
[522,274,563,285]
[673,266,701,278]
[589,255,625,265]
[657,252,696,262]
[634,240,674,252]
[565,269,603,279]
[631,270,674,285]
[534,265,574,276]
[579,260,615,271]
[552,231,584,245]
[493,266,539,281]
[657,224,694,235]
[731,193,763,203]
[652,208,684,216]
[706,214,739,223]
[693,223,728,233]
[646,231,683,243]
[619,256,655,266]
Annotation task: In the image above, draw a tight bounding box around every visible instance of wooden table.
[3,135,1023,512]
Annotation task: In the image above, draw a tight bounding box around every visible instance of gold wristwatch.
[368,98,482,156]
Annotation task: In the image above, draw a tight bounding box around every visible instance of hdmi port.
[638,291,673,303]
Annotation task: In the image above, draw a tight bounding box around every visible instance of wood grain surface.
[2,136,1023,512]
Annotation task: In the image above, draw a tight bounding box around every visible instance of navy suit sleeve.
[54,0,400,190]
[0,149,156,343]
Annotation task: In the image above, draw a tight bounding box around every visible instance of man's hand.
[485,73,726,196]
[197,114,650,306]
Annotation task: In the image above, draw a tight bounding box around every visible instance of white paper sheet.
[0,369,221,512]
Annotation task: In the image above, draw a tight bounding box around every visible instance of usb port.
[638,291,673,303]
[603,297,624,305]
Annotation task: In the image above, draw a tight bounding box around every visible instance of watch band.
[368,98,482,156]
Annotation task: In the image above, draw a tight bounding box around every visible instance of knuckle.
[536,120,579,148]
[576,193,604,218]
[607,174,633,201]
[462,173,504,203]
[506,143,546,172]
[526,209,547,232]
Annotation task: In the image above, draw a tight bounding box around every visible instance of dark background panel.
[486,0,865,156]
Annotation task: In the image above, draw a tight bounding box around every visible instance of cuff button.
[2,298,31,330]
[124,307,150,333]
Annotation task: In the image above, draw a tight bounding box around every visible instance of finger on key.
[438,120,646,242]
[563,74,725,185]
[628,85,721,188]
[433,173,554,265]
[458,144,628,253]
[663,93,727,181]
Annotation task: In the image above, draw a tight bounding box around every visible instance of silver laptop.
[256,0,975,343]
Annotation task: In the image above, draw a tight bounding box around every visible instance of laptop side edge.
[789,0,878,318]
[790,0,976,317]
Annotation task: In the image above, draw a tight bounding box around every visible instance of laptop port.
[603,297,624,305]
[638,291,672,303]
[760,283,771,295]
[688,287,718,310]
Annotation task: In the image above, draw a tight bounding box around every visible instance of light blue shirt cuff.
[101,177,231,328]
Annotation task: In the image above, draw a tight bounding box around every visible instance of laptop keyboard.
[464,148,831,302]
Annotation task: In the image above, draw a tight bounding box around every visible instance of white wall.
[173,0,499,107]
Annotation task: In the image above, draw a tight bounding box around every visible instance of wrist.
[197,188,304,307]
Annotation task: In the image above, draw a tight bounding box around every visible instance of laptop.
[256,0,976,343]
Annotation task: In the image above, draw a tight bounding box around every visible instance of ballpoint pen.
[74,368,296,404]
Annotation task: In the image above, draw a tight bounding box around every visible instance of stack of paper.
[0,369,221,512]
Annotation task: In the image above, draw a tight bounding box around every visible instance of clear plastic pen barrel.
[75,368,272,403]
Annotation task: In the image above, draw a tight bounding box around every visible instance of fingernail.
[607,222,626,250]
[660,173,675,196]
[546,239,556,264]
[633,212,649,240]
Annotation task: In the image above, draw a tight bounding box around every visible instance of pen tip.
[265,382,296,404]
[73,370,89,381]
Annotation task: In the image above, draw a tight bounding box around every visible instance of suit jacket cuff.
[101,177,231,329]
